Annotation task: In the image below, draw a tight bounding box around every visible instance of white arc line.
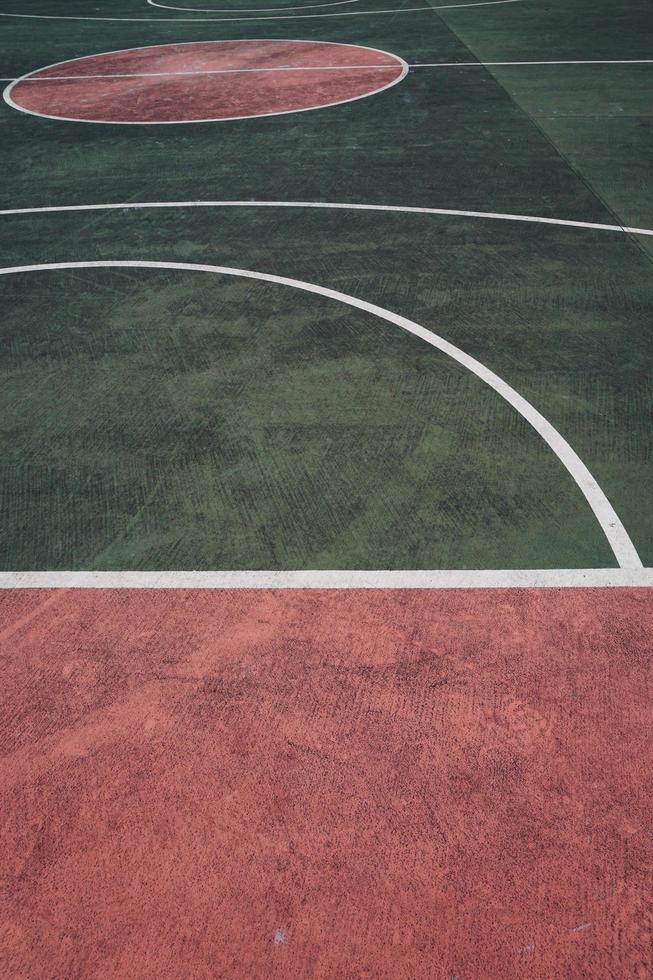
[147,0,361,9]
[0,569,651,589]
[0,199,651,238]
[0,259,641,570]
[0,0,525,23]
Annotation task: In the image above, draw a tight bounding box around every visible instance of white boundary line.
[147,0,362,10]
[1,199,651,237]
[3,39,408,125]
[412,59,653,67]
[5,65,403,82]
[0,259,642,571]
[1,569,651,589]
[0,0,525,22]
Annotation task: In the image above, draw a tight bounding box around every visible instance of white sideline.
[0,569,651,589]
[0,0,525,22]
[0,259,642,570]
[0,199,651,238]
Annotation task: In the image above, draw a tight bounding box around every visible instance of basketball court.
[0,0,651,976]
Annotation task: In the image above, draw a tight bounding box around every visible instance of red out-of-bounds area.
[1,587,650,978]
[5,40,406,123]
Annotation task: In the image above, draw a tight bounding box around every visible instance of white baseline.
[1,569,651,589]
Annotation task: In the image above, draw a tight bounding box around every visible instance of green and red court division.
[0,0,651,977]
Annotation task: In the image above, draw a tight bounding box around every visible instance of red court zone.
[6,40,406,123]
[1,587,650,978]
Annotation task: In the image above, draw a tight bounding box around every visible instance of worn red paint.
[7,40,405,123]
[0,588,650,977]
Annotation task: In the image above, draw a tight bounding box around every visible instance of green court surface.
[1,0,652,572]
[2,5,653,980]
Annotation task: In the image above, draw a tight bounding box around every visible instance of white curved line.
[148,0,361,10]
[1,569,652,588]
[0,0,526,23]
[0,199,651,238]
[0,259,641,569]
[3,40,408,125]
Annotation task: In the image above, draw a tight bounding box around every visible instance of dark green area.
[0,0,651,569]
[438,0,653,242]
[0,267,616,570]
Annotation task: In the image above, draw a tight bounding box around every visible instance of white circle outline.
[3,38,409,126]
[147,0,361,10]
[0,258,641,570]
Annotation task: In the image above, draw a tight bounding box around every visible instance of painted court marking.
[0,0,526,22]
[3,38,408,125]
[1,199,650,238]
[412,59,653,68]
[4,40,408,124]
[1,570,651,589]
[147,0,362,9]
[0,259,642,570]
[4,66,403,82]
[0,201,648,584]
[3,60,652,85]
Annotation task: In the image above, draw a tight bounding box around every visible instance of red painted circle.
[6,40,406,124]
